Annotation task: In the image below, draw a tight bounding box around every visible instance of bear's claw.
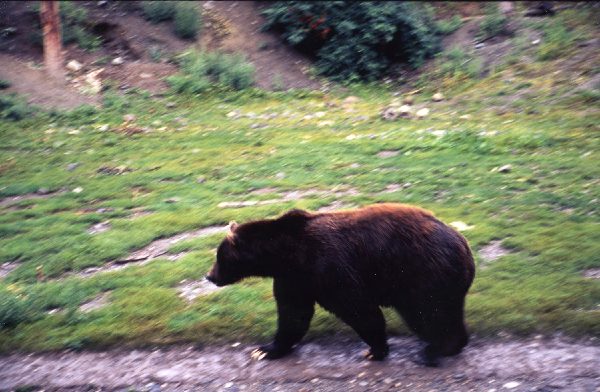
[250,349,268,361]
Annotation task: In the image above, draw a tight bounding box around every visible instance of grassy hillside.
[0,7,598,352]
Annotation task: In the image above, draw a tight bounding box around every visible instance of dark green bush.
[478,4,509,40]
[436,15,463,36]
[262,1,439,82]
[0,94,35,121]
[167,50,255,93]
[142,1,177,23]
[0,79,10,89]
[173,2,201,39]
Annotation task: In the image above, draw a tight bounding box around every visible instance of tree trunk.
[40,1,63,81]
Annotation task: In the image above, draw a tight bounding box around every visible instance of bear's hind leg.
[324,300,389,361]
[395,297,468,367]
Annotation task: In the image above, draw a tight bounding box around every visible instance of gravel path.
[1,336,598,391]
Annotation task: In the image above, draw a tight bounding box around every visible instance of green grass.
[1,34,599,352]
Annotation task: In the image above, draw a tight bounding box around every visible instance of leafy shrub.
[0,94,35,121]
[478,4,509,40]
[436,15,463,36]
[173,2,201,39]
[262,1,439,82]
[142,1,177,23]
[0,286,30,328]
[536,23,575,61]
[167,50,255,93]
[0,79,10,89]
[438,46,482,79]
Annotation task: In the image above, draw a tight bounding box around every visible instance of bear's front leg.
[251,278,315,361]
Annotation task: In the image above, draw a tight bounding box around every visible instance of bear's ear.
[227,221,238,241]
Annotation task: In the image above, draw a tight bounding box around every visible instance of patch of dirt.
[317,201,356,212]
[479,240,512,263]
[87,221,111,235]
[202,1,321,90]
[583,268,600,280]
[376,150,400,158]
[0,261,18,279]
[0,189,65,208]
[0,53,100,110]
[219,187,361,209]
[78,291,111,313]
[176,278,221,302]
[61,225,228,280]
[0,336,597,391]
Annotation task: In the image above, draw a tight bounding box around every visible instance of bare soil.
[0,336,598,391]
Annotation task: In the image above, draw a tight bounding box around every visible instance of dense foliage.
[173,2,201,39]
[262,1,439,82]
[167,50,255,93]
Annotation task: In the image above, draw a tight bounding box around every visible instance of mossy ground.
[0,9,598,353]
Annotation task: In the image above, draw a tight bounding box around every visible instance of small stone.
[383,378,393,384]
[98,124,109,132]
[231,342,241,347]
[140,72,153,79]
[164,197,180,203]
[66,163,80,171]
[123,114,137,123]
[224,382,234,388]
[449,221,474,231]
[275,172,285,180]
[343,96,360,104]
[532,39,540,45]
[196,176,206,184]
[68,129,80,135]
[503,381,520,389]
[416,108,430,118]
[111,57,124,65]
[475,43,485,49]
[498,164,512,173]
[314,111,326,118]
[359,381,368,387]
[318,120,334,127]
[403,95,415,105]
[226,110,240,119]
[166,102,176,108]
[66,60,83,72]
[459,114,472,120]
[432,92,444,102]
[72,187,83,193]
[37,187,50,195]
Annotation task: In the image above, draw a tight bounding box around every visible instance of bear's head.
[206,209,312,286]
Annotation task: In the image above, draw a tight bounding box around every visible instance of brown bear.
[206,203,475,366]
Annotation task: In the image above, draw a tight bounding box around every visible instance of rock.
[343,96,360,104]
[123,114,137,123]
[196,176,206,184]
[449,221,474,231]
[111,57,124,66]
[503,381,521,389]
[139,72,153,79]
[475,43,485,49]
[84,68,103,94]
[68,129,80,135]
[164,197,180,203]
[403,95,415,105]
[226,110,240,119]
[88,221,111,235]
[165,102,176,108]
[66,163,80,171]
[318,120,334,127]
[416,108,430,118]
[498,164,512,173]
[314,111,326,118]
[66,60,83,72]
[398,104,412,116]
[432,92,444,102]
[381,107,400,121]
[37,187,50,195]
[459,114,472,120]
[98,124,109,132]
[532,39,541,45]
[275,172,285,180]
[72,187,83,193]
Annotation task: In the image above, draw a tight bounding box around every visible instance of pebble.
[503,381,521,389]
[343,96,360,104]
[498,164,512,173]
[72,187,83,193]
[275,172,285,180]
[98,124,109,132]
[416,108,430,118]
[66,60,83,72]
[112,57,124,65]
[196,176,206,184]
[37,187,50,195]
[123,114,137,123]
[432,92,444,102]
[66,163,80,171]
